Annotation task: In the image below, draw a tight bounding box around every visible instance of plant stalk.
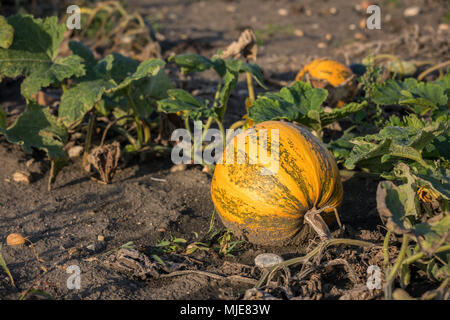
[82,112,96,171]
[126,87,143,149]
[384,234,409,300]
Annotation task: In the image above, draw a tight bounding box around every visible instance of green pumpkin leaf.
[327,126,358,163]
[238,61,266,88]
[0,103,68,159]
[110,58,165,93]
[248,81,328,124]
[413,215,450,255]
[0,16,14,49]
[128,69,173,119]
[68,40,97,80]
[59,79,116,127]
[59,57,166,127]
[249,81,367,131]
[345,120,448,172]
[376,180,416,234]
[157,89,218,121]
[0,15,85,99]
[94,53,139,83]
[373,78,448,116]
[169,54,215,73]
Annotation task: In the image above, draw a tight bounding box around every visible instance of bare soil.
[0,0,448,300]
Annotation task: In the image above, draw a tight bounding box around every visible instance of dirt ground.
[0,0,449,300]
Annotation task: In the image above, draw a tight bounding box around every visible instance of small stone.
[68,247,79,256]
[68,145,84,159]
[359,18,366,29]
[225,5,236,13]
[317,42,327,49]
[6,233,26,246]
[403,6,420,17]
[385,14,392,22]
[294,29,304,37]
[354,32,367,41]
[255,253,284,268]
[97,235,105,242]
[325,33,333,41]
[305,9,312,16]
[349,24,357,31]
[170,163,187,172]
[86,242,105,253]
[12,171,31,184]
[360,1,372,11]
[438,23,449,32]
[329,7,337,15]
[278,8,288,16]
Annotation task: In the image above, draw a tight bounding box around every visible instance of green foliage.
[377,162,450,284]
[0,15,85,99]
[327,126,358,163]
[0,16,14,49]
[0,103,68,159]
[166,53,265,121]
[155,235,187,253]
[344,118,448,173]
[248,81,367,133]
[372,77,449,118]
[60,48,166,127]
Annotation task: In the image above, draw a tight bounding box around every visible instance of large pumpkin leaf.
[127,69,173,119]
[345,120,448,172]
[111,58,165,92]
[0,15,85,99]
[158,89,216,120]
[376,180,417,234]
[0,103,68,159]
[0,16,14,49]
[434,71,450,99]
[58,79,116,127]
[373,78,448,116]
[248,81,327,123]
[169,54,216,73]
[410,167,450,200]
[68,40,97,80]
[168,54,265,121]
[248,81,366,131]
[413,215,450,255]
[59,55,166,127]
[94,53,139,84]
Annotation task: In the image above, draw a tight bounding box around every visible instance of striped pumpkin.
[210,121,343,245]
[295,59,352,87]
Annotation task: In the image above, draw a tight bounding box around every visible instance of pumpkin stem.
[304,206,334,241]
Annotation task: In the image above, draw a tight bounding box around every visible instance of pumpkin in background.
[296,59,355,107]
[210,121,343,245]
[295,59,353,87]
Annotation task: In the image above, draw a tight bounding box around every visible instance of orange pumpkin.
[210,121,343,245]
[295,59,353,87]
